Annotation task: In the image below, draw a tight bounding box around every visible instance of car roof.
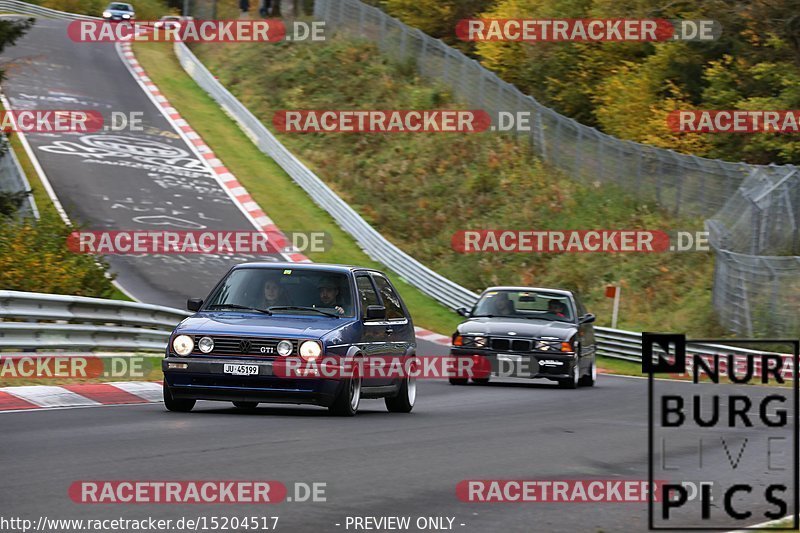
[108,3,133,7]
[231,262,385,275]
[480,286,575,297]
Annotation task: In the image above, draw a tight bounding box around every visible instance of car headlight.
[472,336,488,348]
[277,340,293,357]
[172,335,194,356]
[299,340,322,361]
[122,13,131,18]
[102,10,111,17]
[197,336,214,354]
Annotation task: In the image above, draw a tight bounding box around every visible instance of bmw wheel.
[558,360,580,389]
[579,356,596,387]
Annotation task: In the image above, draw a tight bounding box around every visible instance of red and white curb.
[0,382,163,413]
[116,41,310,263]
[414,327,451,346]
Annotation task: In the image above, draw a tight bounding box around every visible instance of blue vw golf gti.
[162,263,417,416]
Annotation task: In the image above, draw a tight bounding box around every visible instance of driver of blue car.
[314,276,346,316]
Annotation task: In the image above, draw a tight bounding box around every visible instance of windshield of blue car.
[109,3,130,10]
[203,268,355,317]
[471,290,574,322]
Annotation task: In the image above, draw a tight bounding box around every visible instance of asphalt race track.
[0,18,795,533]
[1,18,284,308]
[1,375,795,532]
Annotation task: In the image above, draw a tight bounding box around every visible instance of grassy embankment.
[178,34,725,338]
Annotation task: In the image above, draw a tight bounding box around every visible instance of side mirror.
[366,305,386,320]
[187,298,203,312]
[456,307,471,317]
[579,313,596,324]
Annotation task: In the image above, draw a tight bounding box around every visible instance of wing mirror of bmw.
[366,305,387,320]
[187,298,204,312]
[579,313,596,324]
[456,307,471,317]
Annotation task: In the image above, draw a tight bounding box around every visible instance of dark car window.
[109,3,131,10]
[372,275,405,320]
[355,275,380,319]
[472,290,574,322]
[205,268,354,317]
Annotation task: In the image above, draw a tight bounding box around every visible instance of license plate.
[223,364,259,376]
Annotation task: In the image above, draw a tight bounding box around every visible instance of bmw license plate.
[223,364,259,376]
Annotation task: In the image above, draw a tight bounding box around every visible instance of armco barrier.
[0,291,188,352]
[173,41,480,311]
[0,0,97,19]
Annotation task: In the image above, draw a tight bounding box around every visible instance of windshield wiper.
[206,304,272,315]
[268,306,339,318]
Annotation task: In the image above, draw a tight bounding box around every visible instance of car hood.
[175,313,354,340]
[457,317,577,340]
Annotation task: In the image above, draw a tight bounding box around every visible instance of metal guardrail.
[174,41,480,311]
[0,291,188,352]
[0,0,98,19]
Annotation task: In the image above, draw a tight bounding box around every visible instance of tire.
[163,382,195,412]
[579,357,596,387]
[232,401,259,409]
[385,377,416,413]
[558,360,581,389]
[449,378,468,385]
[472,377,490,385]
[329,374,361,416]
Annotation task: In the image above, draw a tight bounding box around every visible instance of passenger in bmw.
[490,292,515,316]
[548,299,567,318]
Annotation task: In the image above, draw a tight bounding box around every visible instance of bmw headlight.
[122,13,131,18]
[300,340,322,361]
[472,336,488,348]
[102,10,111,17]
[277,340,293,357]
[172,335,194,356]
[197,336,214,354]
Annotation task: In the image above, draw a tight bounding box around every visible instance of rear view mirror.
[187,298,203,312]
[456,307,471,317]
[366,305,386,320]
[518,294,537,302]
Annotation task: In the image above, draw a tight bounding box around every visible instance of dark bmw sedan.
[449,287,597,389]
[162,263,417,416]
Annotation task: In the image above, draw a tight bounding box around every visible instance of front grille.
[192,336,299,357]
[491,338,511,351]
[487,338,561,352]
[511,339,532,351]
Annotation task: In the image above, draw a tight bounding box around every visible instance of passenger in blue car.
[262,277,290,308]
[314,276,346,316]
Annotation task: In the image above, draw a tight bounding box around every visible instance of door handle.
[385,327,394,335]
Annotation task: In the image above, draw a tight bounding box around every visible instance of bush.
[0,213,117,297]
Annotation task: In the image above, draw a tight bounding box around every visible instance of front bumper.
[163,356,343,407]
[449,348,576,380]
